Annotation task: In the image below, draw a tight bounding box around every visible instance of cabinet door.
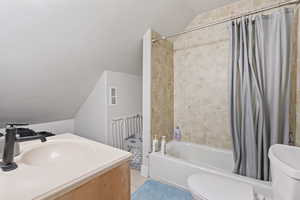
[55,162,130,200]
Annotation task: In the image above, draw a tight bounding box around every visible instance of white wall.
[0,119,74,135]
[0,70,142,144]
[0,0,234,127]
[74,70,142,145]
[106,71,143,145]
[141,29,152,177]
[74,72,108,143]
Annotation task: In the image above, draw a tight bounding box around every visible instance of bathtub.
[149,140,272,197]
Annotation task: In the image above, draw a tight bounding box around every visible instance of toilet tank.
[269,145,300,200]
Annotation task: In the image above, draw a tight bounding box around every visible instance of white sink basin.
[21,140,96,166]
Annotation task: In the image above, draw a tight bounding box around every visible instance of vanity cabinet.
[54,162,130,200]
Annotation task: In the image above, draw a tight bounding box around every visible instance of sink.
[0,134,132,200]
[21,140,96,166]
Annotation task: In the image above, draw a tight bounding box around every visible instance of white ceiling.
[0,0,237,127]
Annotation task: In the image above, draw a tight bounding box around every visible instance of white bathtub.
[149,141,272,197]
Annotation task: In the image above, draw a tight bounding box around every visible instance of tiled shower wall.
[151,31,174,141]
[172,0,300,149]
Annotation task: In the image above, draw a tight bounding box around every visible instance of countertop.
[0,133,131,200]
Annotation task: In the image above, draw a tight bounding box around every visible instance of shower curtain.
[229,8,295,181]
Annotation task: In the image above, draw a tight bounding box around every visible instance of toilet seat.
[187,173,254,200]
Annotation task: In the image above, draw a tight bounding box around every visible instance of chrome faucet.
[0,123,47,172]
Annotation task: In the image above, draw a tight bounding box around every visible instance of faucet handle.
[6,123,29,128]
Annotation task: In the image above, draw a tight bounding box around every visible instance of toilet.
[268,144,300,200]
[188,144,300,200]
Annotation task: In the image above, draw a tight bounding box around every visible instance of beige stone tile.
[171,0,300,150]
[253,0,279,8]
[151,0,300,150]
[226,0,254,16]
[151,31,174,142]
[174,36,231,149]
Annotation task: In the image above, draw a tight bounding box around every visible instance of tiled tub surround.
[147,2,299,199]
[151,31,174,141]
[173,0,300,148]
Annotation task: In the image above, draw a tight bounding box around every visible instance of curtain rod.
[152,0,300,42]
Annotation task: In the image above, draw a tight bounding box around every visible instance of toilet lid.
[188,173,254,200]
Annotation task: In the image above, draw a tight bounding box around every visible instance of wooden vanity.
[54,162,130,200]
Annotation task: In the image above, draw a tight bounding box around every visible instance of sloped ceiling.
[0,0,237,127]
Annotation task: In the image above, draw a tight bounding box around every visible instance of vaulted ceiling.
[0,0,237,127]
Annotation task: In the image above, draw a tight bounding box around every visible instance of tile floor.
[131,169,147,193]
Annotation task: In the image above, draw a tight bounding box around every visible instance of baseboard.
[140,164,149,178]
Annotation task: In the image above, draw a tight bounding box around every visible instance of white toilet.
[188,144,300,200]
[268,144,300,200]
